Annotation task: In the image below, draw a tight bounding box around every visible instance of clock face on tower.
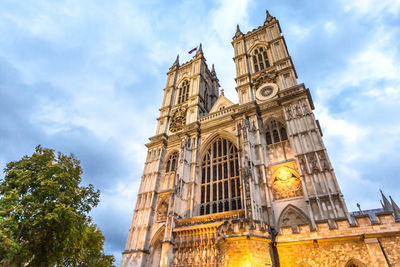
[255,83,278,101]
[169,108,186,133]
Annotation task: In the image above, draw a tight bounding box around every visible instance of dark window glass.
[224,181,228,198]
[281,127,288,141]
[232,199,237,210]
[224,201,229,211]
[231,180,236,197]
[273,129,280,143]
[224,162,228,178]
[266,132,272,145]
[200,205,204,215]
[218,182,223,200]
[213,183,217,201]
[200,138,242,215]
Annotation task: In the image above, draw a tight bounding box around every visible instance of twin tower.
[121,10,400,267]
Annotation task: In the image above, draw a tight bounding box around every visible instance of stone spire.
[233,24,243,39]
[211,64,216,76]
[170,54,180,70]
[380,190,393,212]
[196,43,203,57]
[264,9,274,25]
[390,196,400,220]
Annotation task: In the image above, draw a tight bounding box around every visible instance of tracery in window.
[265,119,288,145]
[177,80,190,104]
[162,152,178,190]
[200,138,242,215]
[252,47,270,73]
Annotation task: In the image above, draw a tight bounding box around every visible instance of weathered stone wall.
[276,213,400,267]
[380,235,400,266]
[217,237,272,267]
[278,239,370,267]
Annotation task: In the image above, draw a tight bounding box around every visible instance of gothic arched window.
[162,152,178,190]
[165,152,178,173]
[200,138,241,215]
[252,47,270,73]
[177,80,190,104]
[266,119,288,145]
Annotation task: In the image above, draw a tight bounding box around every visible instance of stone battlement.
[278,212,400,242]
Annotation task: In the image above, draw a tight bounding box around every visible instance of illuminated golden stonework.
[270,163,303,200]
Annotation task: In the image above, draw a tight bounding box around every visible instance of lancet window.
[165,152,178,173]
[177,80,190,104]
[161,152,178,190]
[265,119,288,145]
[252,47,270,73]
[200,138,242,215]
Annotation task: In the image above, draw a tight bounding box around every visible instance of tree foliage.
[0,146,115,266]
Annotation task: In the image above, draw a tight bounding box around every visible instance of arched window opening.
[162,152,178,190]
[178,80,190,104]
[166,152,178,173]
[200,138,242,215]
[265,119,289,145]
[252,47,270,73]
[266,132,272,145]
[281,127,288,141]
[345,259,366,267]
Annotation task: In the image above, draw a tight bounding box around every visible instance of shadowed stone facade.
[121,10,400,267]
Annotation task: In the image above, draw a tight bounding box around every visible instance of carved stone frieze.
[253,70,278,89]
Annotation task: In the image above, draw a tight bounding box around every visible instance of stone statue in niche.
[294,104,302,117]
[285,106,293,120]
[156,199,168,221]
[307,154,320,172]
[302,101,310,114]
[318,151,329,170]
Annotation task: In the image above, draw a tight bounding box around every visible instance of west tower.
[121,10,400,267]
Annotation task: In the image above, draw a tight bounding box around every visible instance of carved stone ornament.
[169,107,187,133]
[253,70,277,89]
[271,166,303,200]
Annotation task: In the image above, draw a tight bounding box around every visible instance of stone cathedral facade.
[121,11,400,267]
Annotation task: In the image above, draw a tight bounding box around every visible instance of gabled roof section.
[209,94,235,113]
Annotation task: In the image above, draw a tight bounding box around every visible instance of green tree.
[0,146,115,267]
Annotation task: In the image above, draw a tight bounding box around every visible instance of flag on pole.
[188,47,197,54]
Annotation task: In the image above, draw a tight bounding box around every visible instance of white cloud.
[324,21,336,35]
[341,0,400,16]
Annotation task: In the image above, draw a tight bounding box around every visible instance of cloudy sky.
[1,0,399,264]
